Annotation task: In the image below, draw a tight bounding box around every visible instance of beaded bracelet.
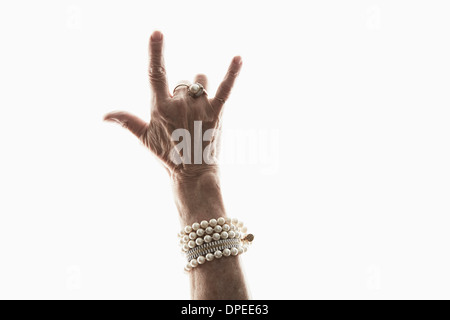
[178,217,254,271]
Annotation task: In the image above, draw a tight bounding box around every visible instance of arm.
[104,31,249,300]
[174,172,249,300]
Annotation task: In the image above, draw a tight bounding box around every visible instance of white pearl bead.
[243,245,248,252]
[204,235,212,243]
[241,226,248,233]
[190,83,200,93]
[214,250,223,259]
[196,229,205,237]
[195,238,204,246]
[192,222,200,231]
[231,218,238,225]
[214,225,222,233]
[221,231,229,239]
[188,240,196,248]
[197,256,206,264]
[209,219,217,227]
[238,221,244,228]
[189,232,197,240]
[190,259,199,268]
[238,246,244,254]
[231,247,239,256]
[206,253,214,261]
[235,231,240,239]
[185,263,192,271]
[212,233,221,241]
[184,226,192,234]
[225,217,232,224]
[217,217,226,225]
[228,231,235,238]
[182,235,189,243]
[222,224,230,232]
[182,244,189,251]
[223,248,231,256]
[200,220,209,229]
[205,227,214,234]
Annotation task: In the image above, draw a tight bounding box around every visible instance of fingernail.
[233,56,242,65]
[151,30,163,42]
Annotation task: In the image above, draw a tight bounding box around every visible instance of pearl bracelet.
[178,217,254,272]
[186,238,241,261]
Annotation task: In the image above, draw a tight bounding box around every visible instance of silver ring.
[188,82,206,98]
[173,82,207,98]
[173,82,190,95]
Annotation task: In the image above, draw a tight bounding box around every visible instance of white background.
[0,0,449,299]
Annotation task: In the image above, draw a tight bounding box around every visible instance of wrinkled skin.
[104,30,242,179]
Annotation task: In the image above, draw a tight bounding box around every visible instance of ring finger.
[173,80,191,98]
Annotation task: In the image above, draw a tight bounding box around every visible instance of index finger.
[148,31,170,104]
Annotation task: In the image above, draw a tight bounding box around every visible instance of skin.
[104,30,249,300]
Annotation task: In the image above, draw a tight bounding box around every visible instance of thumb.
[104,111,148,140]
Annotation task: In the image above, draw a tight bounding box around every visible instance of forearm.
[172,170,249,300]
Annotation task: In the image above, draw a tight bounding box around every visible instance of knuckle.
[120,120,128,129]
[226,68,240,78]
[149,66,166,79]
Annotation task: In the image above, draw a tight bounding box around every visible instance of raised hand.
[104,30,242,178]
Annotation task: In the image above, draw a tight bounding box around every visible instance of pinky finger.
[212,56,243,112]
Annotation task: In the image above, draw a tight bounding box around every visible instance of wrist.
[171,168,227,225]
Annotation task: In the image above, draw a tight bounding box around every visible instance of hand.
[104,32,249,299]
[104,30,243,179]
